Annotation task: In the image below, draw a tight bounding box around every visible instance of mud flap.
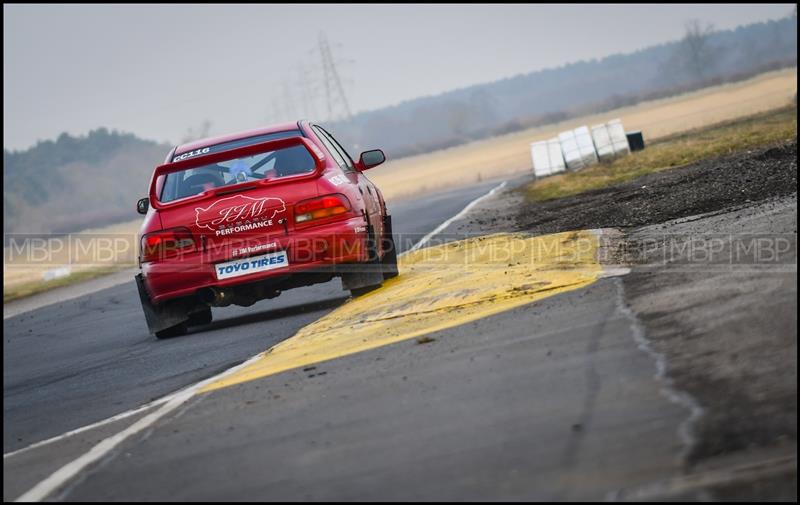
[340,225,384,292]
[136,273,192,335]
[381,214,399,280]
[340,265,384,291]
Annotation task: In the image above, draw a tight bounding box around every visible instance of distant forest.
[3,12,797,234]
[3,130,170,234]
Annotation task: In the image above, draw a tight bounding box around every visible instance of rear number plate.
[215,251,288,280]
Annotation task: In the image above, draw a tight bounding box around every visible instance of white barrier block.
[547,138,565,173]
[574,126,598,167]
[607,118,630,155]
[559,130,584,171]
[531,141,551,177]
[42,266,71,282]
[591,124,615,161]
[531,139,566,177]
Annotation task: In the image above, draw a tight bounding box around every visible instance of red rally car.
[135,121,398,339]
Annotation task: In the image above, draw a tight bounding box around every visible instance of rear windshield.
[160,143,316,203]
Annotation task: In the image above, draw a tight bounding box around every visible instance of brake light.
[295,194,351,224]
[140,227,196,262]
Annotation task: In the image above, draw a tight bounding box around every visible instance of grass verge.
[523,105,797,202]
[3,265,129,304]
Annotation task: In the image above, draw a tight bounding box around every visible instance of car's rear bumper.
[142,217,368,304]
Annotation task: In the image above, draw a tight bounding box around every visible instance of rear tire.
[187,306,213,327]
[155,322,188,339]
[136,273,192,339]
[350,285,380,297]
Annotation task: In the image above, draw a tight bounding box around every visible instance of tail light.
[294,194,351,226]
[140,227,196,262]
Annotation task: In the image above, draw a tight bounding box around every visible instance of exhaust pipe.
[199,287,234,307]
[198,285,278,308]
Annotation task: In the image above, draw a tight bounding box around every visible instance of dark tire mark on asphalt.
[557,288,621,498]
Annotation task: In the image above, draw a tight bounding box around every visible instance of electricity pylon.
[318,32,352,121]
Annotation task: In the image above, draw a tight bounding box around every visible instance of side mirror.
[137,197,150,215]
[358,149,386,170]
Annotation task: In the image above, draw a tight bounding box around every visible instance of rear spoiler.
[148,136,326,210]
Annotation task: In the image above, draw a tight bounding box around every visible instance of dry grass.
[3,265,128,303]
[523,105,797,202]
[369,68,798,201]
[3,218,142,302]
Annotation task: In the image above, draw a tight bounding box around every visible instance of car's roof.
[173,121,305,155]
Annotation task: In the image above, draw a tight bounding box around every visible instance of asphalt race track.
[3,180,506,455]
[57,278,687,501]
[5,178,691,501]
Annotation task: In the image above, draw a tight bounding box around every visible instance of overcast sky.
[3,3,793,150]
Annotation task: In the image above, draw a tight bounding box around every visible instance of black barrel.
[626,131,645,152]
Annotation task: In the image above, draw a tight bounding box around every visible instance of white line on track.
[8,180,508,502]
[404,181,507,254]
[2,399,168,461]
[13,352,266,502]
